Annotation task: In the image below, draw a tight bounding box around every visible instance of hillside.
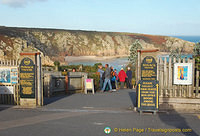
[0,26,194,65]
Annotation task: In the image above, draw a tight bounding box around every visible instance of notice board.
[137,80,159,112]
[19,57,35,98]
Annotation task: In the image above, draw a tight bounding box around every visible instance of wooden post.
[182,58,186,97]
[65,75,68,93]
[137,50,141,82]
[178,58,181,97]
[196,70,199,98]
[192,58,195,97]
[168,57,172,97]
[164,57,168,97]
[188,58,193,97]
[172,57,176,97]
[160,58,163,97]
[37,54,43,106]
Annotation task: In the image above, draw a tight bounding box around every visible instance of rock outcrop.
[0,26,195,65]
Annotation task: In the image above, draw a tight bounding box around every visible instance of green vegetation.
[169,47,183,59]
[194,42,200,71]
[54,61,60,71]
[128,40,142,83]
[194,42,200,56]
[128,39,142,66]
[59,63,103,90]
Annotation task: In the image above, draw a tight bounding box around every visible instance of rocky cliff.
[0,26,194,65]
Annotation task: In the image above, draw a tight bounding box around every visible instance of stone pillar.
[19,52,43,107]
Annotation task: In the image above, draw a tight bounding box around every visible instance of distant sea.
[69,36,199,71]
[172,36,200,43]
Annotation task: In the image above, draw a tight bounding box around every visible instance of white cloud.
[0,0,46,8]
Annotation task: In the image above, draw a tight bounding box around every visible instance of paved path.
[0,89,200,136]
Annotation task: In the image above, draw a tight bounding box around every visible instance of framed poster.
[0,67,18,85]
[0,68,11,84]
[173,63,193,85]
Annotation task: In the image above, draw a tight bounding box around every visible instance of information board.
[137,80,159,111]
[141,56,157,81]
[20,57,35,98]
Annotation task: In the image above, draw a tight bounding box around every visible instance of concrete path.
[0,89,200,136]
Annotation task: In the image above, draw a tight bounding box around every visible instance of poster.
[11,68,18,84]
[0,68,11,84]
[0,67,18,85]
[174,63,192,85]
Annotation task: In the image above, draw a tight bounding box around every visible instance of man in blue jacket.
[126,67,133,89]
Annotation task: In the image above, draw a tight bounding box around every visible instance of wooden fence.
[158,57,200,98]
[0,59,20,105]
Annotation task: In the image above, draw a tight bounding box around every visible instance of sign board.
[20,57,35,98]
[0,86,14,94]
[141,56,157,81]
[173,63,193,85]
[85,79,93,89]
[84,78,94,94]
[137,80,159,111]
[0,67,18,85]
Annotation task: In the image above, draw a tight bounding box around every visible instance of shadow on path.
[128,90,137,108]
[0,105,11,112]
[44,93,73,105]
[158,99,199,136]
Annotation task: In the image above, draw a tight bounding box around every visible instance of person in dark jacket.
[97,65,104,90]
[101,64,112,92]
[114,69,119,89]
[110,66,116,91]
[126,67,133,89]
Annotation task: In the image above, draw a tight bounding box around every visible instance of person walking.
[101,64,112,92]
[126,67,133,89]
[97,65,104,90]
[118,68,127,89]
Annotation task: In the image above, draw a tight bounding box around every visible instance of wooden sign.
[141,56,157,81]
[19,57,35,98]
[137,80,159,112]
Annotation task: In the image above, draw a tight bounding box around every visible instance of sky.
[0,0,200,36]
